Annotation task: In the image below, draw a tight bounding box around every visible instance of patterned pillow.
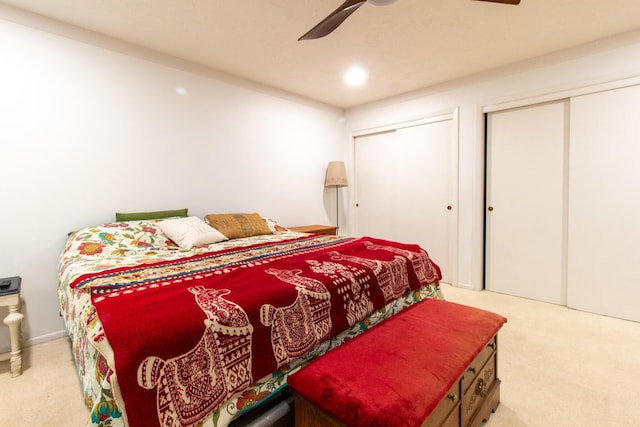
[204,213,273,239]
[66,220,176,258]
[262,217,290,233]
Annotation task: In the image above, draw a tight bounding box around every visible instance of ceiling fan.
[299,0,521,41]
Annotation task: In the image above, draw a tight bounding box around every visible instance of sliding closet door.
[354,118,457,284]
[353,131,397,240]
[567,85,640,322]
[485,101,567,304]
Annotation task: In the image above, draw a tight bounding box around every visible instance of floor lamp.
[325,161,348,231]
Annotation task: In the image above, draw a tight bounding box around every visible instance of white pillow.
[157,216,228,249]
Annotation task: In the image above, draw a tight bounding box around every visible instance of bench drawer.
[461,335,496,394]
[462,352,497,426]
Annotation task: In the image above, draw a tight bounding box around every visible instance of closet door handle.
[488,206,494,211]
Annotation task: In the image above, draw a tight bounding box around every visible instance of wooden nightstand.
[288,225,338,236]
[0,276,23,377]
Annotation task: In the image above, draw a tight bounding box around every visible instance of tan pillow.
[204,213,273,239]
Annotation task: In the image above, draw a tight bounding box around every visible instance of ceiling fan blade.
[299,0,367,41]
[474,0,521,4]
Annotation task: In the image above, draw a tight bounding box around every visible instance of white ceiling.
[3,0,640,108]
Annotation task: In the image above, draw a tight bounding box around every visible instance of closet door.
[354,118,457,284]
[353,130,397,240]
[567,85,640,322]
[485,101,567,304]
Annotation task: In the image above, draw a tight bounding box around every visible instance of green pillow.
[115,208,188,222]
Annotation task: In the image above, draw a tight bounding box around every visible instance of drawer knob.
[446,394,458,403]
[468,367,476,375]
[488,342,495,350]
[477,378,489,398]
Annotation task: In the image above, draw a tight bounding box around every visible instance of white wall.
[0,11,345,351]
[4,7,640,354]
[344,30,640,291]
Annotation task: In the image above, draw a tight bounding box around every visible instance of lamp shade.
[325,161,348,187]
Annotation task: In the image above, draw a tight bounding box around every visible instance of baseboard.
[0,329,68,354]
[453,282,477,291]
[26,330,68,347]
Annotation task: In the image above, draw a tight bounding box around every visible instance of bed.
[57,213,442,427]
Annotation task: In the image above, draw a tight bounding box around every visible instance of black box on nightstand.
[0,276,21,296]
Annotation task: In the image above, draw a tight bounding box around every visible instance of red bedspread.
[70,235,441,427]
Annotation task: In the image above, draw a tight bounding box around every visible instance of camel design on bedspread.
[261,254,380,366]
[326,250,410,303]
[137,286,253,427]
[260,268,332,367]
[306,258,375,327]
[363,241,439,285]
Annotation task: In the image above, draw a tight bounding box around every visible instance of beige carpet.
[2,284,640,426]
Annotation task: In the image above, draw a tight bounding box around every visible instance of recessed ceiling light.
[368,0,397,6]
[174,86,188,96]
[344,66,368,87]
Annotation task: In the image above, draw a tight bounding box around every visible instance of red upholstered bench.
[288,299,507,427]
